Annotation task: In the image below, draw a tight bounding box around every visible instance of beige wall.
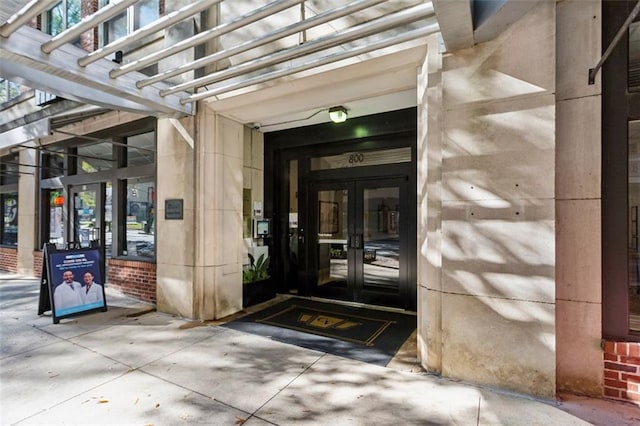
[555,0,603,396]
[419,2,557,397]
[17,149,36,275]
[156,107,245,320]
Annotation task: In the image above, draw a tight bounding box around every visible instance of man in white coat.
[53,269,83,311]
[82,271,104,304]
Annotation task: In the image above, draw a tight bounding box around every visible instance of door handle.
[350,233,363,249]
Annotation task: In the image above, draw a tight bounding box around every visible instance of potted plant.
[242,253,275,308]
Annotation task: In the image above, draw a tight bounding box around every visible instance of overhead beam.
[0,26,193,117]
[432,0,473,51]
[473,0,543,44]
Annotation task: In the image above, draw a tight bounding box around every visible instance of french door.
[308,177,411,308]
[69,183,104,249]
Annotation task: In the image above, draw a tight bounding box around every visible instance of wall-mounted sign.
[165,199,183,220]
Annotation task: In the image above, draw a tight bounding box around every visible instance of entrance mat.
[222,297,416,366]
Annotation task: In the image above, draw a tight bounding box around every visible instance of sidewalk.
[1,273,639,425]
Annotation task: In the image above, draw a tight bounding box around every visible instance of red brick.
[616,343,630,356]
[605,370,621,380]
[630,344,640,358]
[605,362,638,373]
[604,341,616,354]
[620,356,640,365]
[605,379,627,389]
[605,353,619,362]
[604,387,621,398]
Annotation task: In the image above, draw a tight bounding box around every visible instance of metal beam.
[163,2,435,97]
[137,0,386,88]
[42,0,139,53]
[110,0,303,78]
[0,0,59,38]
[186,20,439,103]
[0,26,193,117]
[77,0,223,67]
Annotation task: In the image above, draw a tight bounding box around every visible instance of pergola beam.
[0,26,193,117]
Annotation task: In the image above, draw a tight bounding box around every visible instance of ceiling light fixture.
[328,106,348,123]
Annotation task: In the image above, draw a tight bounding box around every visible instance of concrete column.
[17,148,36,275]
[194,105,243,320]
[555,0,603,396]
[155,116,196,318]
[424,1,557,398]
[417,34,444,374]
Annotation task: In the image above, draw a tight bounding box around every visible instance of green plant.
[243,253,270,283]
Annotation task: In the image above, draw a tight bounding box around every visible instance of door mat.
[221,297,416,366]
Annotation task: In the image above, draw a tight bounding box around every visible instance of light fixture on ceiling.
[328,106,348,123]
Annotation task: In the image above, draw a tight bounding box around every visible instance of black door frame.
[264,107,417,310]
[308,175,410,308]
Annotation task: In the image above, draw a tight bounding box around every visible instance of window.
[0,154,19,247]
[0,79,22,104]
[124,178,155,258]
[127,131,155,166]
[46,0,81,37]
[1,193,18,246]
[101,0,159,44]
[76,142,114,174]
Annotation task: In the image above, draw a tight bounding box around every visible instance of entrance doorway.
[309,177,409,308]
[266,108,417,311]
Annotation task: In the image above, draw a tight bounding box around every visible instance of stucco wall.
[419,2,557,397]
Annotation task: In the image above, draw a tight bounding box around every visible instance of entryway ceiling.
[0,0,539,131]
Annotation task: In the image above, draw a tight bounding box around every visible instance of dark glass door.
[69,184,104,249]
[309,178,409,308]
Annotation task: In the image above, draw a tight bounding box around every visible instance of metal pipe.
[78,0,223,67]
[184,20,439,103]
[164,2,434,96]
[42,0,139,53]
[110,0,303,78]
[137,0,386,89]
[0,0,59,38]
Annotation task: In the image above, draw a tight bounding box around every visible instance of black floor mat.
[222,297,416,366]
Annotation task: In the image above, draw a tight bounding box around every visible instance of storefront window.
[124,178,154,258]
[48,189,65,247]
[77,142,114,174]
[1,194,18,246]
[127,131,155,166]
[42,149,65,178]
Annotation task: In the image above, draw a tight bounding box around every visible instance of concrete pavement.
[1,273,639,425]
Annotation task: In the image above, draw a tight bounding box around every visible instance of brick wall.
[603,341,640,405]
[33,250,43,278]
[107,259,156,304]
[0,247,18,272]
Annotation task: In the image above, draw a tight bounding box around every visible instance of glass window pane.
[317,189,348,288]
[66,0,81,27]
[127,131,155,166]
[134,0,159,29]
[124,178,155,258]
[311,147,411,171]
[48,189,65,248]
[42,149,65,179]
[105,182,112,258]
[76,142,113,174]
[48,2,64,36]
[107,11,128,43]
[2,194,18,246]
[1,153,19,185]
